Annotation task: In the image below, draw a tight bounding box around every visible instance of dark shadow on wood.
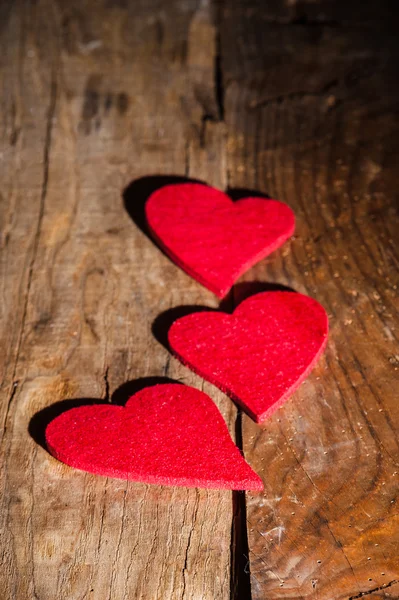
[152,283,297,352]
[123,178,271,237]
[226,187,270,201]
[111,376,177,405]
[218,287,235,313]
[122,178,275,271]
[29,398,104,450]
[29,376,179,451]
[122,175,204,239]
[230,281,296,308]
[231,409,252,600]
[152,305,218,352]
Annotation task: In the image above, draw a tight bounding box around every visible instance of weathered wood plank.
[2,0,398,598]
[221,0,399,598]
[0,1,236,598]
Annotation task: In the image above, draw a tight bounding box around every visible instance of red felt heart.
[145,183,295,297]
[169,292,328,423]
[45,383,263,490]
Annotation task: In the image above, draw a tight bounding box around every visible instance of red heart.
[45,383,263,490]
[146,183,295,297]
[169,292,328,423]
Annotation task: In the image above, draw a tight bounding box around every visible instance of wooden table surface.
[1,0,398,598]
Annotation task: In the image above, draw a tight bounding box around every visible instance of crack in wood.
[348,579,399,599]
[0,72,57,440]
[103,366,110,402]
[227,266,253,600]
[163,354,171,377]
[230,409,252,600]
[181,491,200,600]
[1,380,18,439]
[20,75,57,323]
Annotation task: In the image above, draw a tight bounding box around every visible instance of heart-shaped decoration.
[45,383,263,490]
[169,292,328,423]
[145,183,295,297]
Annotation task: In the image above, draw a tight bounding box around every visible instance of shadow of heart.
[29,376,179,451]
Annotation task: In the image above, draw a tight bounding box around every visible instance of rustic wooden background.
[0,0,398,598]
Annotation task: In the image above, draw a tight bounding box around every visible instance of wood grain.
[1,0,398,599]
[0,1,234,599]
[221,0,399,598]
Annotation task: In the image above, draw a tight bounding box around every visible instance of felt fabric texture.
[45,383,263,490]
[145,183,295,297]
[168,292,328,423]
